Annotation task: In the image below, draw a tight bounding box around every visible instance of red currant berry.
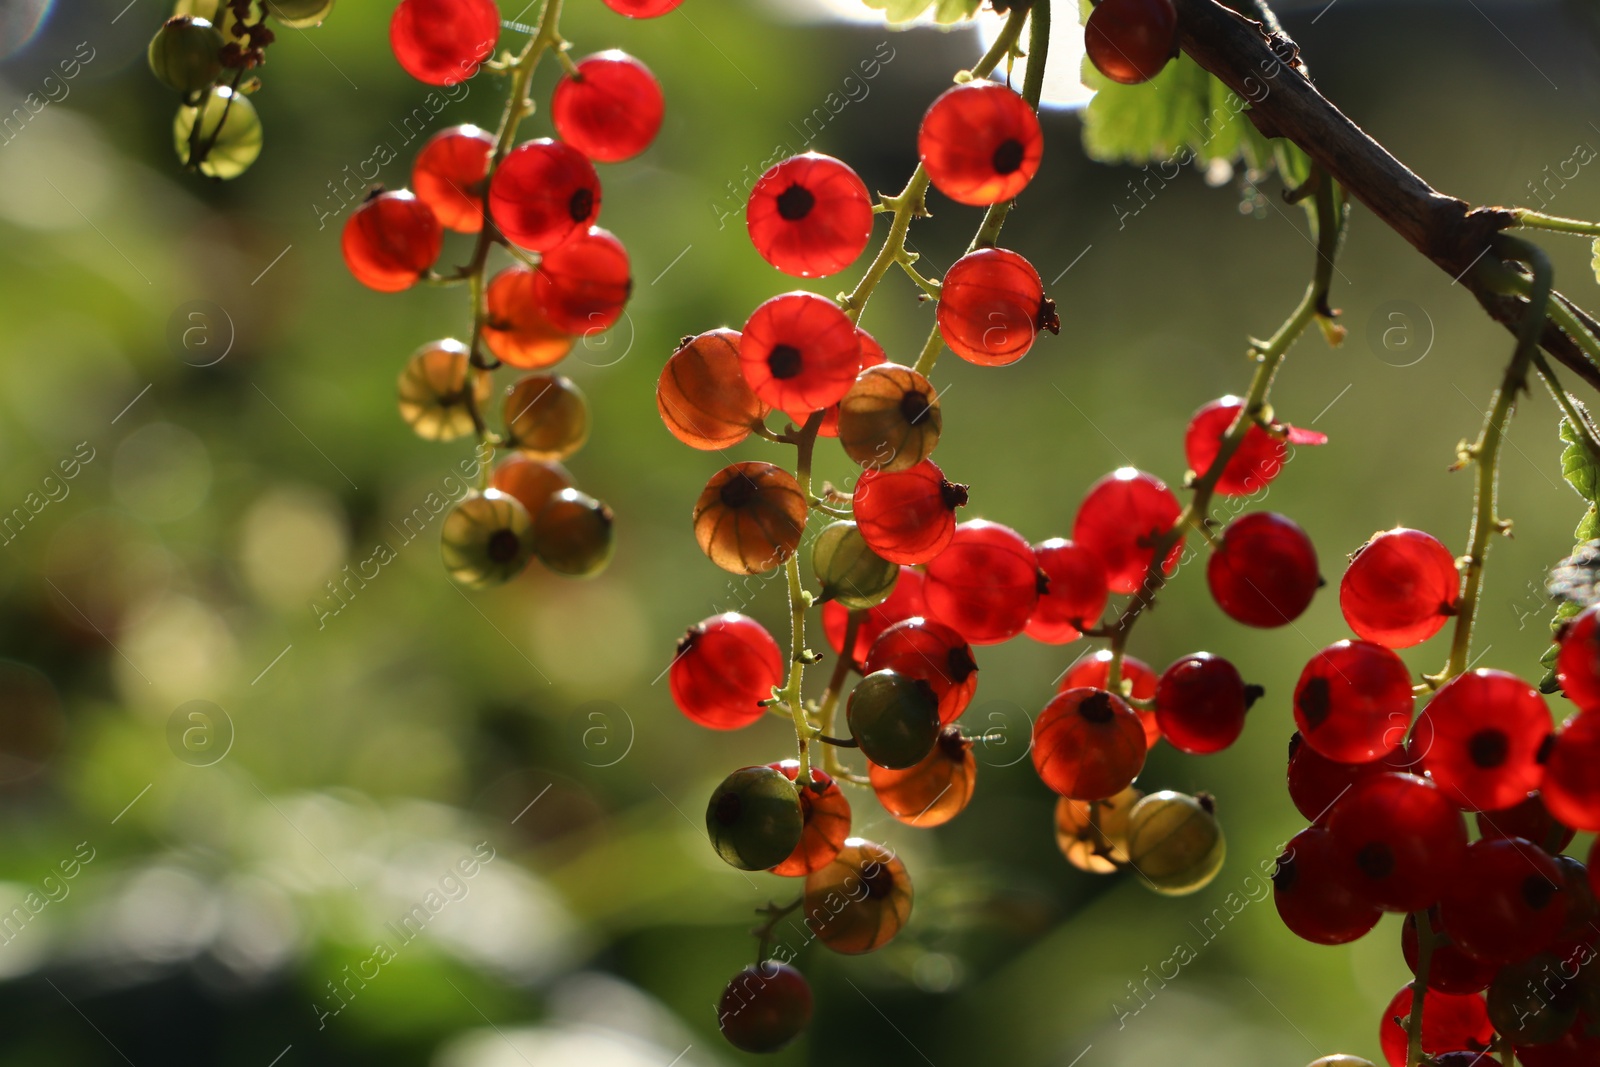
[1026,539,1109,645]
[411,124,493,233]
[923,519,1043,644]
[1541,711,1600,831]
[1060,650,1160,747]
[917,82,1043,206]
[706,766,804,871]
[693,462,807,576]
[1272,827,1382,945]
[1286,731,1412,824]
[1154,653,1259,755]
[532,225,632,336]
[1490,952,1580,1047]
[1207,511,1321,627]
[1340,527,1461,648]
[1376,984,1493,1067]
[483,266,573,369]
[1183,396,1286,496]
[656,328,769,450]
[1032,688,1147,800]
[936,248,1058,367]
[1402,910,1500,995]
[1293,640,1415,763]
[1439,837,1567,964]
[532,489,613,577]
[1084,0,1179,86]
[853,460,967,566]
[396,338,490,441]
[815,329,885,438]
[1555,604,1600,711]
[440,490,535,588]
[1476,792,1575,854]
[389,0,499,86]
[600,0,683,15]
[739,292,860,415]
[669,613,784,731]
[803,838,912,955]
[869,726,976,827]
[768,761,851,877]
[550,51,663,163]
[835,363,942,471]
[503,374,588,460]
[341,189,441,292]
[1553,854,1598,939]
[1072,468,1183,594]
[717,961,811,1054]
[489,139,601,253]
[747,153,874,278]
[1326,772,1468,912]
[1416,668,1552,812]
[491,455,572,521]
[822,566,926,666]
[864,617,978,726]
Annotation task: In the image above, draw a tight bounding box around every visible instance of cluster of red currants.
[342,0,681,588]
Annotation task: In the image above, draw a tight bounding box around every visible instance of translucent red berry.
[489,139,601,253]
[601,0,683,15]
[1072,468,1183,594]
[411,124,493,233]
[1183,396,1286,496]
[768,762,851,877]
[869,726,976,827]
[390,0,499,86]
[1025,539,1108,645]
[1293,640,1415,763]
[1207,511,1320,627]
[1340,527,1460,648]
[746,153,874,278]
[532,225,632,336]
[1540,711,1600,831]
[815,329,885,438]
[1154,653,1258,755]
[1402,910,1500,995]
[852,460,967,566]
[917,82,1043,206]
[1475,792,1575,854]
[1555,604,1600,710]
[835,363,942,471]
[551,51,663,163]
[1376,984,1493,1067]
[1272,827,1382,945]
[483,266,573,369]
[342,189,441,292]
[693,462,807,575]
[1439,837,1567,964]
[1060,649,1160,747]
[1326,772,1468,912]
[1416,669,1552,812]
[717,961,811,1054]
[656,329,768,450]
[669,613,784,731]
[1084,0,1180,86]
[822,566,926,666]
[1286,731,1411,824]
[936,248,1058,367]
[923,519,1043,645]
[1032,688,1147,800]
[738,292,860,415]
[864,617,978,726]
[491,455,572,522]
[804,839,912,955]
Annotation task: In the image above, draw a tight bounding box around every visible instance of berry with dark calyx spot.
[864,617,978,725]
[1286,731,1411,825]
[440,490,535,588]
[1340,527,1460,649]
[1489,952,1579,1046]
[533,489,613,577]
[657,329,768,450]
[489,138,602,253]
[1416,668,1552,812]
[768,761,851,876]
[1026,539,1109,645]
[1325,772,1468,913]
[717,961,811,1054]
[1293,640,1415,764]
[390,0,499,86]
[1060,649,1160,747]
[342,189,441,292]
[705,765,804,871]
[412,124,494,233]
[1207,511,1321,627]
[868,726,976,827]
[739,292,861,416]
[1154,653,1259,755]
[1401,909,1499,995]
[815,329,886,438]
[551,51,664,163]
[1124,790,1226,895]
[1272,826,1382,945]
[1184,395,1285,496]
[503,374,589,460]
[491,455,573,523]
[483,266,574,369]
[396,338,490,441]
[847,669,941,770]
[532,225,632,336]
[936,248,1058,367]
[917,82,1043,206]
[1032,688,1146,800]
[1555,603,1600,711]
[149,16,224,94]
[1438,836,1567,964]
[746,153,874,278]
[923,519,1042,645]
[822,566,926,665]
[1072,468,1183,594]
[692,462,807,575]
[669,613,784,731]
[1054,785,1142,874]
[1540,711,1600,831]
[853,460,966,566]
[803,838,912,954]
[812,521,898,609]
[835,364,943,473]
[1376,984,1494,1067]
[1084,0,1180,85]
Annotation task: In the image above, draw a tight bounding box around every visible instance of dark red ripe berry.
[1184,397,1286,496]
[489,139,602,253]
[1060,649,1160,747]
[1402,911,1500,995]
[1540,711,1600,831]
[532,225,632,336]
[1376,984,1494,1067]
[815,329,886,438]
[1207,511,1320,627]
[1286,732,1411,824]
[864,617,979,726]
[1032,688,1147,800]
[1084,0,1180,86]
[1027,539,1109,645]
[1072,468,1183,594]
[601,0,683,14]
[550,51,663,163]
[853,460,966,566]
[717,961,812,1054]
[822,566,926,666]
[746,153,874,279]
[1154,653,1255,755]
[738,292,861,415]
[390,0,499,86]
[1326,772,1468,912]
[1476,792,1575,854]
[1272,827,1382,945]
[767,762,851,877]
[1340,527,1460,649]
[341,190,441,292]
[1555,604,1600,711]
[668,613,784,730]
[1518,1029,1600,1067]
[917,82,1043,207]
[936,248,1056,367]
[923,519,1043,645]
[411,124,494,233]
[1416,669,1552,812]
[1293,640,1415,763]
[1439,837,1567,964]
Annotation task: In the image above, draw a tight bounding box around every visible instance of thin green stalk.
[1547,296,1600,370]
[1533,352,1600,461]
[1406,910,1437,1067]
[777,412,826,782]
[1511,208,1600,237]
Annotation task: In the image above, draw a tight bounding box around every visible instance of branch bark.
[1174,0,1600,392]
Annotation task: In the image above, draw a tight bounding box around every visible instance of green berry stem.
[1532,353,1600,462]
[778,411,828,786]
[817,611,871,786]
[1405,909,1438,1067]
[1543,296,1600,382]
[1510,207,1600,237]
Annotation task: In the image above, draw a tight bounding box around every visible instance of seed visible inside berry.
[747,153,874,278]
[917,82,1043,206]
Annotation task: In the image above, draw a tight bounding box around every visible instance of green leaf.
[1560,416,1600,504]
[859,0,983,24]
[1541,418,1600,691]
[1591,237,1600,285]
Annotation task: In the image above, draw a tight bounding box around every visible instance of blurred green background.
[0,0,1597,1063]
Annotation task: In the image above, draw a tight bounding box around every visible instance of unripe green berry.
[174,86,263,180]
[706,766,804,871]
[847,669,940,770]
[534,489,614,578]
[1125,790,1226,896]
[812,520,897,609]
[440,490,536,588]
[149,16,224,95]
[265,0,335,28]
